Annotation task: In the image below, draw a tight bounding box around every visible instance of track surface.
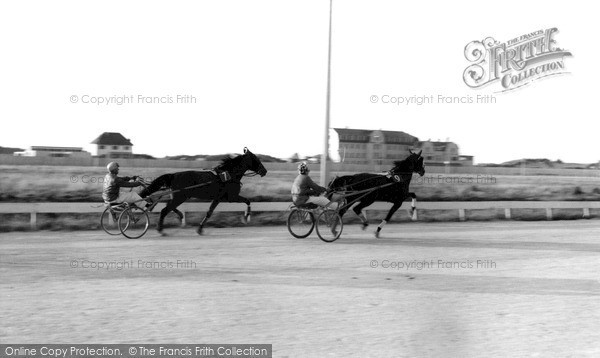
[1,221,600,357]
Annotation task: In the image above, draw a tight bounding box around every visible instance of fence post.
[458,209,466,221]
[504,208,511,220]
[583,208,590,218]
[182,211,187,227]
[30,211,37,230]
[545,208,553,220]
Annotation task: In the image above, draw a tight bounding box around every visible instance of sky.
[0,0,598,164]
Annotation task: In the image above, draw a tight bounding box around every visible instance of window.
[112,146,118,150]
[124,146,129,150]
[99,145,105,149]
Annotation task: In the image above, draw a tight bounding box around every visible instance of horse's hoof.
[157,229,167,236]
[196,228,203,235]
[361,223,369,231]
[375,231,380,238]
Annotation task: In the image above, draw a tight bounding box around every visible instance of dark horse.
[140,147,267,235]
[328,150,425,238]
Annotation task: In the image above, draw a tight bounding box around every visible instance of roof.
[334,128,372,143]
[31,146,84,151]
[380,130,418,144]
[91,132,133,146]
[334,128,418,144]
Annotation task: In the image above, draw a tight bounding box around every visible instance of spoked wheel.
[287,208,315,239]
[101,206,125,235]
[118,206,150,239]
[316,210,343,243]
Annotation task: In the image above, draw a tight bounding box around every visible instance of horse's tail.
[140,173,174,197]
[326,176,338,200]
[327,176,338,190]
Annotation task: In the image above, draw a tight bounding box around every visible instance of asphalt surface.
[1,221,600,357]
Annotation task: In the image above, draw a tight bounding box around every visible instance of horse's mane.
[392,158,411,171]
[214,153,244,171]
[391,153,420,173]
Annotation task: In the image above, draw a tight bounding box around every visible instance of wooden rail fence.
[1,201,599,230]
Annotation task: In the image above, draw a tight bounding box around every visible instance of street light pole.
[320,0,333,186]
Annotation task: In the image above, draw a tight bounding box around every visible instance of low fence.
[1,201,599,230]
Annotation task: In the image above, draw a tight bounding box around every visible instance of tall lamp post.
[320,0,333,186]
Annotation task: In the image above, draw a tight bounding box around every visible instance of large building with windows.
[334,128,473,166]
[334,128,419,165]
[91,132,133,158]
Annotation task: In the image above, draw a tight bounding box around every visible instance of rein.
[329,173,409,193]
[334,182,396,211]
[331,182,396,196]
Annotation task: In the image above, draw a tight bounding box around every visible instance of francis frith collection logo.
[463,28,571,92]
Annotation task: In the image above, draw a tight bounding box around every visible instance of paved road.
[1,221,600,357]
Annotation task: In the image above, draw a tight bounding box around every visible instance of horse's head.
[408,149,426,176]
[391,149,425,177]
[243,147,267,177]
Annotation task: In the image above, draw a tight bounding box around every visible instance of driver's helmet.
[106,162,119,173]
[298,162,309,175]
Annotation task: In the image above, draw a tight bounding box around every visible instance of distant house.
[14,146,91,158]
[91,132,133,158]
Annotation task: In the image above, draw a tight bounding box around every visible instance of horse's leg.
[158,195,186,235]
[229,194,252,224]
[352,201,371,230]
[157,201,171,234]
[198,199,220,235]
[376,202,402,238]
[408,192,417,220]
[172,208,185,227]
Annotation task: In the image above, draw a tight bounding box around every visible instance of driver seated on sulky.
[102,162,152,209]
[291,162,337,209]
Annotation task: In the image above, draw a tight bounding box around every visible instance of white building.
[13,146,91,158]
